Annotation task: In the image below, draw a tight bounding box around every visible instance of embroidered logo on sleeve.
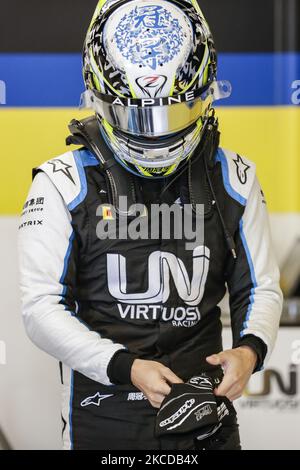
[233,155,250,185]
[48,159,75,184]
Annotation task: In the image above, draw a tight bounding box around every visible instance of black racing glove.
[155,374,230,441]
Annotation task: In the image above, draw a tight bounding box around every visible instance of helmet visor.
[80,81,231,137]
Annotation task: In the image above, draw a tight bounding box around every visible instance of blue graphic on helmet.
[114,5,184,70]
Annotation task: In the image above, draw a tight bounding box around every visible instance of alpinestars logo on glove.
[159,399,196,428]
[107,246,210,327]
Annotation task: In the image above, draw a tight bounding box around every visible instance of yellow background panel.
[219,107,300,213]
[0,107,299,214]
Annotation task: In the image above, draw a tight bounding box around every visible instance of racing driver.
[18,0,282,450]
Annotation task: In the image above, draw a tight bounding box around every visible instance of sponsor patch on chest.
[117,304,201,327]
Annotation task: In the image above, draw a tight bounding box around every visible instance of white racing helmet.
[81,0,231,177]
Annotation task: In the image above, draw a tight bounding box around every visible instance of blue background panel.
[0,53,300,107]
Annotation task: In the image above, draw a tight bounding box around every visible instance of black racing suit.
[18,145,282,450]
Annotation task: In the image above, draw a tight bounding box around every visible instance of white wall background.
[0,217,61,450]
[0,214,299,450]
